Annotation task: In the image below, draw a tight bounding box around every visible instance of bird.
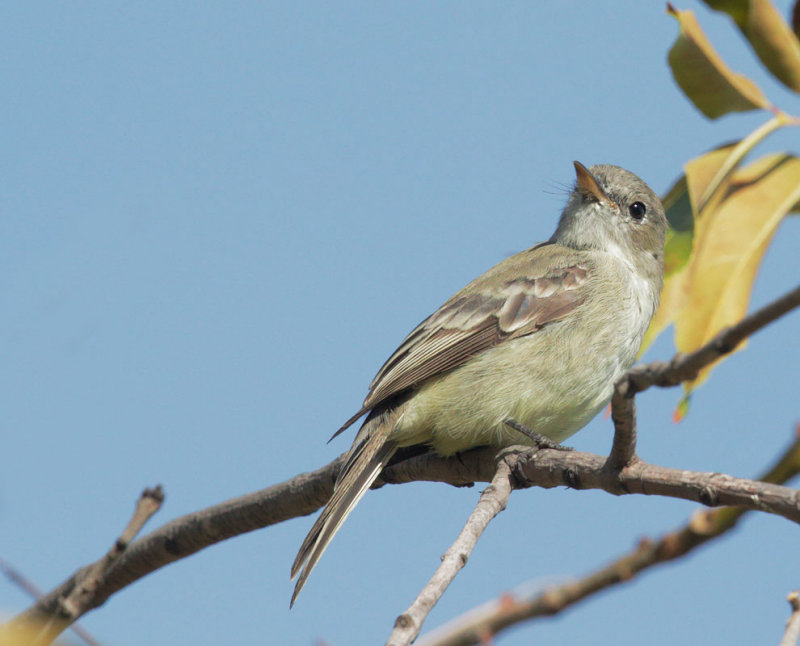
[290,161,666,605]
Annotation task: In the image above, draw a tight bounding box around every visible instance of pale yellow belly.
[391,323,635,455]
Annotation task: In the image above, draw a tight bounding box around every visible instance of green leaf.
[662,176,695,276]
[667,4,770,118]
[673,393,691,423]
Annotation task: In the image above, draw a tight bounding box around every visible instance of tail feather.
[291,418,397,606]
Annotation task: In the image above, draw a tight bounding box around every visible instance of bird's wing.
[330,255,590,440]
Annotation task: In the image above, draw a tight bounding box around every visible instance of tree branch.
[606,389,637,469]
[607,283,800,468]
[3,284,798,642]
[0,558,101,646]
[387,459,514,646]
[4,450,484,640]
[57,486,164,622]
[417,429,800,646]
[0,487,164,646]
[621,283,800,397]
[4,456,344,635]
[13,437,798,644]
[511,447,800,523]
[8,439,800,642]
[781,591,800,646]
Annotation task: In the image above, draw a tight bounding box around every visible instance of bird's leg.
[504,418,574,451]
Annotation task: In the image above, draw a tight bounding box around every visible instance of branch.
[5,456,341,633]
[4,284,798,641]
[606,283,800,469]
[58,486,164,622]
[0,557,44,602]
[4,450,485,639]
[607,388,637,469]
[0,487,164,646]
[511,447,800,523]
[387,459,514,646]
[781,591,800,646]
[7,440,800,641]
[622,283,800,396]
[0,558,101,646]
[418,429,800,646]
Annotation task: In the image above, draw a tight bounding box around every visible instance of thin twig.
[387,460,514,646]
[3,487,164,646]
[780,591,800,646]
[0,558,43,600]
[58,486,165,621]
[418,430,800,646]
[607,282,800,467]
[0,558,101,646]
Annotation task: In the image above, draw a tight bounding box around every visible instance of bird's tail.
[290,412,398,606]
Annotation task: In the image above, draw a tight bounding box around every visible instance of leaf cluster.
[645,1,800,417]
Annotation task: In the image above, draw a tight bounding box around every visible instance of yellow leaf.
[675,153,800,392]
[641,140,756,354]
[0,617,67,646]
[703,0,800,93]
[685,115,787,215]
[685,142,738,214]
[667,5,771,118]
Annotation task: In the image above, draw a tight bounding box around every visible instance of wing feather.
[329,253,591,441]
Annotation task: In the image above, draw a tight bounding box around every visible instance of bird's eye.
[628,202,646,220]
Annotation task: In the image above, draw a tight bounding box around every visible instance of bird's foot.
[504,418,573,452]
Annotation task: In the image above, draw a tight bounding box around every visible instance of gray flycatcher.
[291,162,666,605]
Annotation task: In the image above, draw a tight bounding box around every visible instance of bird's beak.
[573,161,613,206]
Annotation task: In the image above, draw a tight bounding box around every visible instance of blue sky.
[2,2,799,645]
